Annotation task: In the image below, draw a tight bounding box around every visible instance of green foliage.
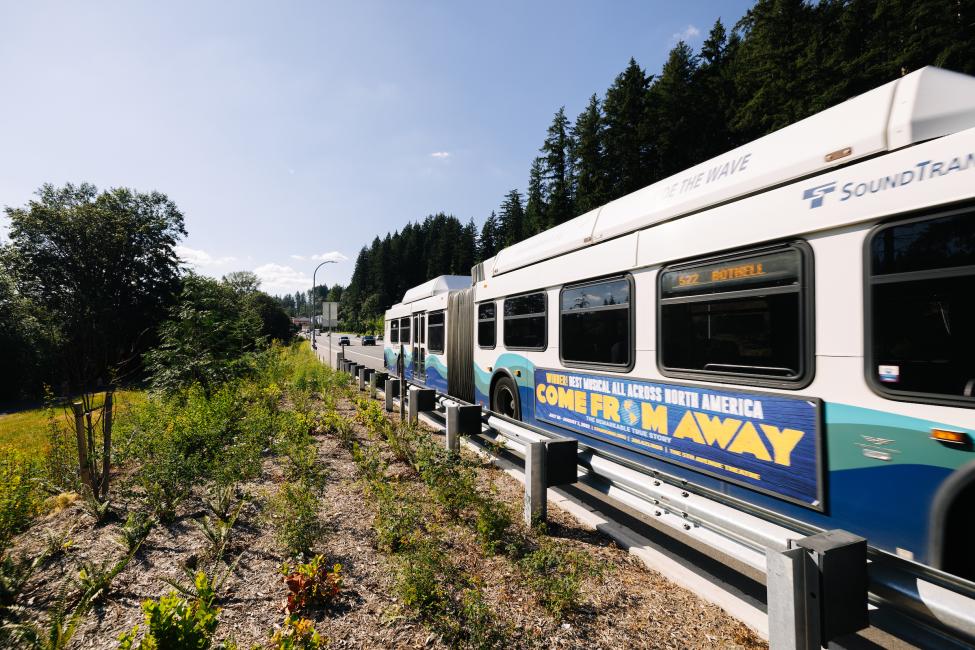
[116,513,154,553]
[118,572,219,650]
[473,495,512,556]
[269,615,324,650]
[372,483,422,553]
[280,555,342,613]
[0,447,40,551]
[3,182,185,396]
[266,481,322,557]
[147,275,262,394]
[518,540,595,619]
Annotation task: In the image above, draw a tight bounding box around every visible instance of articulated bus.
[385,66,975,581]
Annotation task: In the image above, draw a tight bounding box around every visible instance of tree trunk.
[73,402,92,493]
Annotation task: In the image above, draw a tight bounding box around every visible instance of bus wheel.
[492,376,521,420]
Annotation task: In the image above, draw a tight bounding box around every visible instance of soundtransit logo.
[802,182,836,209]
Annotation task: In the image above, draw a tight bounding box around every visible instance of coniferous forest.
[287,0,975,331]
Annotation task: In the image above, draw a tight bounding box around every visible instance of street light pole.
[311,260,337,352]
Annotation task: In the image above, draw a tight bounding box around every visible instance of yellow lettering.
[673,411,705,444]
[574,390,587,414]
[545,385,557,405]
[590,393,603,417]
[536,383,548,405]
[558,386,575,410]
[760,425,805,467]
[693,413,741,449]
[603,396,620,422]
[640,403,668,434]
[727,421,772,462]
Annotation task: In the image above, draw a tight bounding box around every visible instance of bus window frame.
[558,273,635,373]
[863,206,975,409]
[656,240,815,390]
[503,290,548,352]
[427,309,446,354]
[477,301,497,350]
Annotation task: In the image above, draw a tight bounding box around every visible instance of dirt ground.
[9,390,766,649]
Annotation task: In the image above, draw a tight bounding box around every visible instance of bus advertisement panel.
[533,368,821,509]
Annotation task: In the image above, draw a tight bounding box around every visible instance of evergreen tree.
[602,58,654,197]
[572,94,607,215]
[478,211,500,260]
[497,190,526,248]
[541,107,574,227]
[524,158,547,235]
[649,42,700,178]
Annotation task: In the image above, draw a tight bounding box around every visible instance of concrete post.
[524,441,547,527]
[385,379,399,412]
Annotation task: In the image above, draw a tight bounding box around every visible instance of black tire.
[491,376,521,420]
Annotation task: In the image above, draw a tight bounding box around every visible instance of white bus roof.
[491,66,975,276]
[400,275,470,304]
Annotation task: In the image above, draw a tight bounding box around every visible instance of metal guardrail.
[335,355,975,648]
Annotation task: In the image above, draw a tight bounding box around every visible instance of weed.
[0,446,41,551]
[42,525,75,559]
[280,555,342,613]
[80,491,111,524]
[373,484,422,553]
[473,495,512,556]
[395,541,452,615]
[269,615,324,649]
[203,483,240,521]
[518,539,595,619]
[115,512,154,553]
[266,482,322,557]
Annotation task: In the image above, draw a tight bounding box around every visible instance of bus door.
[413,312,426,382]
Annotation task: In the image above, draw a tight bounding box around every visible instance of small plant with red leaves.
[280,554,342,613]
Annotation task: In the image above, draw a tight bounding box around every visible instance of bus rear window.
[868,212,975,404]
[658,244,811,386]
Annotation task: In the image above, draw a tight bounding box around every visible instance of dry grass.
[0,390,145,459]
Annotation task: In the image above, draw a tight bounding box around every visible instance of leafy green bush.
[118,572,220,649]
[269,615,324,649]
[518,540,595,618]
[395,541,452,615]
[473,495,513,556]
[266,481,322,557]
[0,446,40,551]
[373,484,422,553]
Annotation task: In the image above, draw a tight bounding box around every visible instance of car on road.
[338,336,351,346]
[361,335,376,346]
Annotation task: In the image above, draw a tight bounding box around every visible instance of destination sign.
[661,249,800,297]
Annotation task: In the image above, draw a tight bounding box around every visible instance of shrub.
[395,541,452,616]
[280,554,342,613]
[266,482,321,557]
[0,447,41,551]
[118,572,220,649]
[518,540,594,618]
[269,615,324,650]
[473,496,512,556]
[373,484,422,553]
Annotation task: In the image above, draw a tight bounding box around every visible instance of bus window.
[428,311,445,353]
[561,277,631,368]
[658,244,811,386]
[399,317,411,345]
[504,292,547,350]
[390,319,399,344]
[868,212,975,404]
[478,302,496,348]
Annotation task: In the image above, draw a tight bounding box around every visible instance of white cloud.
[175,245,237,269]
[430,151,450,159]
[253,263,311,295]
[290,251,348,263]
[672,24,700,42]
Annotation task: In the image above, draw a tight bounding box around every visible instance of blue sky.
[0,1,753,294]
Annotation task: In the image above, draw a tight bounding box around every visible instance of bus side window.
[504,292,547,350]
[560,276,632,369]
[658,243,812,387]
[428,311,445,353]
[399,317,411,345]
[390,319,399,344]
[867,212,975,405]
[478,302,496,348]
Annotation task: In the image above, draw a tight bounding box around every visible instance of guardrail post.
[406,387,436,425]
[368,371,377,398]
[768,530,868,650]
[446,404,481,452]
[336,348,344,370]
[359,367,372,392]
[524,441,547,527]
[767,547,819,650]
[385,378,399,412]
[543,439,578,486]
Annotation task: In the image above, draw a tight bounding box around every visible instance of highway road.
[309,333,384,371]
